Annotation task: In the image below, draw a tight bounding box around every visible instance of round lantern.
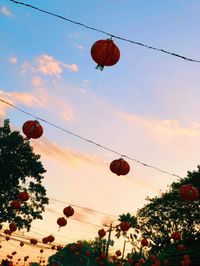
[177,244,186,251]
[90,39,120,70]
[110,158,130,176]
[63,206,74,217]
[100,253,106,260]
[30,238,38,245]
[4,229,11,235]
[171,231,181,241]
[10,200,21,209]
[5,236,10,241]
[141,238,148,246]
[22,120,43,139]
[179,184,199,201]
[57,217,67,227]
[42,237,48,244]
[115,250,121,257]
[119,221,130,232]
[98,229,106,238]
[20,242,24,247]
[85,251,91,257]
[47,235,55,243]
[69,245,76,252]
[18,191,29,202]
[40,249,44,254]
[9,222,17,232]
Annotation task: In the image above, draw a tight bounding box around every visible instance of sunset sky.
[1,0,200,263]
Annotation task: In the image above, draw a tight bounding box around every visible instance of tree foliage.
[136,166,200,254]
[0,119,49,230]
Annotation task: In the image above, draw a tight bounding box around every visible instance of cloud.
[75,44,84,51]
[118,111,200,141]
[61,108,75,122]
[32,137,106,168]
[1,5,13,17]
[21,54,79,77]
[31,76,42,87]
[8,56,17,64]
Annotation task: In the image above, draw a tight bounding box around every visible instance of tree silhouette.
[0,119,49,230]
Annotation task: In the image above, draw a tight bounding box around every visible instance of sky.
[1,0,200,263]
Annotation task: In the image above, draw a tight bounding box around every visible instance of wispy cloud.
[1,5,13,17]
[75,44,84,51]
[8,56,17,64]
[21,54,78,77]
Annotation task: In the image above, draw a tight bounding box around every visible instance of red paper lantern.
[5,236,10,241]
[42,237,48,244]
[57,217,67,227]
[10,200,21,209]
[177,244,186,251]
[85,251,91,256]
[127,258,133,264]
[100,253,107,260]
[179,184,199,201]
[69,245,76,252]
[20,242,24,247]
[171,231,181,241]
[63,206,74,217]
[40,249,44,253]
[120,221,130,231]
[9,222,17,232]
[91,39,120,70]
[98,229,106,238]
[30,238,38,245]
[141,238,148,246]
[4,229,11,235]
[22,120,43,139]
[18,191,29,202]
[110,158,130,176]
[47,235,55,243]
[115,250,121,257]
[12,251,17,256]
[111,255,117,262]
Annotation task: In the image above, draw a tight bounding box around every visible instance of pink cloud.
[8,56,17,64]
[1,5,13,17]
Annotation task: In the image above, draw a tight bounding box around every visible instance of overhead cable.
[9,0,200,63]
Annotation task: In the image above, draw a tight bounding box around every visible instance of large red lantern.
[119,221,130,232]
[98,229,106,238]
[110,158,130,176]
[18,191,29,202]
[42,237,48,244]
[22,120,43,139]
[57,217,67,227]
[91,39,120,70]
[47,235,55,243]
[179,184,199,201]
[63,206,74,217]
[10,200,21,209]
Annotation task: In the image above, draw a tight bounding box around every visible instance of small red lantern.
[115,250,121,257]
[171,231,181,241]
[20,242,24,247]
[5,236,10,241]
[177,244,186,251]
[127,258,133,264]
[57,246,62,251]
[30,238,38,245]
[22,120,43,139]
[63,206,74,217]
[10,200,21,209]
[111,255,117,262]
[100,253,106,260]
[4,229,11,235]
[119,221,130,231]
[12,251,17,256]
[98,229,106,238]
[179,184,199,201]
[141,238,148,246]
[91,39,120,70]
[42,237,48,244]
[18,191,29,202]
[57,217,67,227]
[40,249,44,253]
[9,222,17,232]
[69,245,76,252]
[47,235,55,243]
[110,158,130,176]
[85,251,91,257]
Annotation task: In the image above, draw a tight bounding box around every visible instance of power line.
[0,98,182,178]
[50,198,118,218]
[9,0,200,63]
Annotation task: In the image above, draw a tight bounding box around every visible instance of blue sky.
[1,0,200,262]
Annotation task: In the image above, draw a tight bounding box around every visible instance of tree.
[136,166,200,255]
[0,119,49,230]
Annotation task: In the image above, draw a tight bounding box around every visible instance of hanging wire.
[50,197,118,218]
[0,98,182,178]
[9,0,200,63]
